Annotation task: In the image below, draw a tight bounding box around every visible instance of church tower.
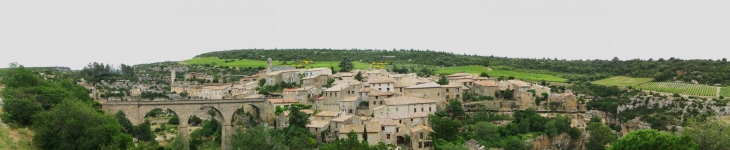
[266,58,273,74]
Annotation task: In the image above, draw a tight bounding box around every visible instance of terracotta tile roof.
[369,90,395,96]
[508,80,531,87]
[315,110,341,117]
[283,88,298,92]
[446,73,472,77]
[389,112,429,120]
[325,84,349,92]
[370,117,396,126]
[339,122,380,133]
[306,119,330,128]
[405,82,441,89]
[267,98,298,104]
[369,78,396,84]
[359,87,372,93]
[474,81,497,86]
[301,109,314,114]
[341,96,358,102]
[410,124,434,133]
[372,105,386,111]
[384,96,436,106]
[331,115,354,122]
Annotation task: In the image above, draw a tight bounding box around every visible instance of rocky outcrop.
[531,133,585,150]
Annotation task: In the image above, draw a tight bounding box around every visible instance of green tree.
[120,64,137,81]
[503,88,513,100]
[586,121,617,150]
[134,120,156,142]
[319,131,370,150]
[168,133,188,150]
[505,136,529,150]
[429,114,462,141]
[259,79,266,86]
[31,100,133,150]
[114,110,134,134]
[0,97,42,126]
[480,72,489,78]
[362,124,368,143]
[437,75,449,85]
[288,106,309,129]
[544,120,558,137]
[230,125,289,150]
[338,57,354,72]
[355,71,363,81]
[168,114,179,125]
[445,99,466,119]
[473,122,500,146]
[681,118,730,150]
[609,129,697,150]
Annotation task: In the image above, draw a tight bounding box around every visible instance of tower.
[171,69,176,84]
[266,58,273,73]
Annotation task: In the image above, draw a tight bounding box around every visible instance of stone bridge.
[100,98,269,150]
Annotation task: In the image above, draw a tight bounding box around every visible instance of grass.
[637,82,717,97]
[184,57,370,70]
[591,76,654,87]
[436,65,567,82]
[721,87,730,97]
[0,108,37,150]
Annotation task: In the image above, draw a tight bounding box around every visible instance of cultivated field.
[184,57,369,70]
[637,82,717,97]
[591,76,653,87]
[436,65,567,82]
[721,87,730,97]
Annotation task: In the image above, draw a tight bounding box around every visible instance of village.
[72,57,587,150]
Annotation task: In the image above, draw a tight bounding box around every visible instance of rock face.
[619,118,651,137]
[531,133,585,150]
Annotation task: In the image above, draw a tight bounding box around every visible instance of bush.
[568,127,581,139]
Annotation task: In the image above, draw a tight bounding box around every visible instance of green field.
[637,82,717,97]
[436,65,567,82]
[721,87,730,97]
[591,76,653,87]
[184,57,369,70]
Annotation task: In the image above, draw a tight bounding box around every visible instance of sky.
[1,0,729,70]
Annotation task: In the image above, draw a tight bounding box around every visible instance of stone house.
[370,118,397,145]
[200,85,229,99]
[171,83,203,98]
[319,83,351,111]
[304,67,332,77]
[302,74,329,88]
[388,112,430,145]
[265,69,302,86]
[339,96,359,114]
[307,119,330,143]
[337,122,381,145]
[330,115,362,135]
[267,98,298,108]
[314,110,342,121]
[403,82,462,110]
[472,80,499,97]
[373,96,437,118]
[369,78,396,92]
[184,72,214,81]
[410,125,434,150]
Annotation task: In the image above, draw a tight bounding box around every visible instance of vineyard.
[637,82,717,97]
[721,87,730,97]
[436,65,567,82]
[591,76,653,87]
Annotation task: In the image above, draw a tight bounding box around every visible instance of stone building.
[373,96,437,118]
[338,122,382,145]
[410,125,434,150]
[266,98,298,108]
[184,72,214,81]
[200,85,229,99]
[472,80,499,97]
[369,78,396,93]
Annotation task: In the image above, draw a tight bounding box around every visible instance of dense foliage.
[609,129,697,150]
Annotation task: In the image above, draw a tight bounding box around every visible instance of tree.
[114,110,134,134]
[31,100,133,150]
[445,99,466,119]
[331,66,337,74]
[473,122,500,146]
[480,72,489,78]
[355,71,363,81]
[505,136,529,150]
[586,121,617,150]
[0,97,42,126]
[288,106,309,128]
[437,75,449,85]
[508,76,515,80]
[540,79,547,86]
[134,120,156,142]
[429,114,462,141]
[230,125,289,150]
[120,64,137,81]
[338,57,354,72]
[319,131,370,150]
[259,79,266,86]
[681,118,730,150]
[503,88,513,100]
[168,133,188,150]
[609,129,697,150]
[362,124,368,143]
[168,114,179,125]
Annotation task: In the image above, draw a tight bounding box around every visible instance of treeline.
[195,49,730,84]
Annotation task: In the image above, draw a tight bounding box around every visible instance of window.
[373,101,376,105]
[420,133,424,139]
[380,101,383,104]
[315,128,318,132]
[396,108,398,111]
[414,108,416,112]
[396,128,399,132]
[399,120,402,124]
[446,89,449,92]
[387,134,391,139]
[429,107,432,111]
[379,88,382,91]
[387,88,390,91]
[425,142,431,147]
[382,127,385,131]
[419,142,423,148]
[400,88,402,92]
[376,96,379,99]
[421,108,424,112]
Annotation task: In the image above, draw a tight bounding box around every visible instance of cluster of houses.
[165,58,574,149]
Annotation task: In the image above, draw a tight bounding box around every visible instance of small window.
[400,88,402,92]
[414,108,416,112]
[446,89,449,92]
[382,127,385,131]
[399,120,402,124]
[429,107,432,111]
[396,127,399,132]
[387,134,391,139]
[420,133,424,139]
[387,88,390,91]
[421,108,424,112]
[419,142,423,148]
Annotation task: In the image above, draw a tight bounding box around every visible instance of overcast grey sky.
[1,0,729,70]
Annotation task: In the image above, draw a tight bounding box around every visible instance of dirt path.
[718,87,722,97]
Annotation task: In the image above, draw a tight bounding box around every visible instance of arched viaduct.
[100,98,270,150]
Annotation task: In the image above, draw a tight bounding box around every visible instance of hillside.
[195,49,730,85]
